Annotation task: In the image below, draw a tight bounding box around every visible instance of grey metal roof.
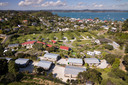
[36,60,52,69]
[15,58,29,65]
[0,57,12,61]
[44,53,59,59]
[84,58,100,64]
[64,66,86,75]
[8,44,19,47]
[67,58,83,64]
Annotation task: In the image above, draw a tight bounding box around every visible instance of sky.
[0,0,128,10]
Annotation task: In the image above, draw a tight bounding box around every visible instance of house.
[36,60,52,70]
[32,22,37,26]
[0,57,12,62]
[67,58,83,66]
[64,66,86,78]
[111,27,117,32]
[51,40,56,44]
[84,58,100,66]
[87,51,95,56]
[60,46,70,51]
[94,39,101,45]
[108,41,120,49]
[94,50,101,55]
[23,20,28,23]
[21,41,36,49]
[86,81,93,85]
[43,53,60,62]
[47,44,52,47]
[15,58,30,67]
[37,41,46,45]
[8,43,19,48]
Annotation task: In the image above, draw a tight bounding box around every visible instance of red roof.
[104,20,108,23]
[47,44,52,47]
[60,46,69,51]
[51,40,56,43]
[87,19,93,21]
[22,41,35,45]
[37,41,46,45]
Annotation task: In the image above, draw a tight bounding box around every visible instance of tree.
[112,58,120,69]
[33,43,43,50]
[123,55,128,71]
[8,60,19,75]
[0,59,8,75]
[125,44,128,53]
[104,44,113,50]
[0,44,4,56]
[77,69,102,84]
[104,54,116,65]
[122,19,128,31]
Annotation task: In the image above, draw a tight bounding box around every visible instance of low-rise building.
[64,66,86,78]
[36,60,52,70]
[84,58,100,66]
[60,46,70,51]
[67,58,83,66]
[8,43,19,48]
[15,58,30,67]
[43,53,60,62]
[0,57,12,62]
[21,41,36,49]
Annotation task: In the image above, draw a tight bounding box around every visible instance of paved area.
[57,59,68,65]
[97,60,108,69]
[52,65,76,82]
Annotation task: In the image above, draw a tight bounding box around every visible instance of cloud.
[41,0,66,7]
[0,2,8,6]
[18,0,44,6]
[92,3,103,8]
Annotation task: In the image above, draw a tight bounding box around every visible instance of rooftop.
[84,58,100,64]
[44,53,59,59]
[15,58,29,65]
[22,41,35,45]
[64,66,86,75]
[67,58,83,64]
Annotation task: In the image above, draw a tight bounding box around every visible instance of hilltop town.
[0,10,128,85]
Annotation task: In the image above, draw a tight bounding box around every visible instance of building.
[36,60,52,70]
[94,50,101,55]
[64,66,86,78]
[84,58,100,66]
[15,58,30,67]
[43,53,60,62]
[86,81,93,85]
[0,57,12,62]
[60,46,70,51]
[87,51,95,56]
[21,41,35,49]
[51,40,56,44]
[67,58,83,66]
[37,41,46,45]
[8,43,19,48]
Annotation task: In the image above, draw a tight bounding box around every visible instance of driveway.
[97,60,108,69]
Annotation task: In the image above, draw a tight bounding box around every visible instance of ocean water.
[52,12,128,21]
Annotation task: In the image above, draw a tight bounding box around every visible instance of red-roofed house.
[87,19,93,21]
[51,40,56,44]
[60,46,70,51]
[77,20,83,23]
[37,41,46,45]
[47,44,52,48]
[23,20,28,23]
[22,41,35,49]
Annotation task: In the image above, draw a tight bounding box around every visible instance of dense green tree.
[33,43,43,50]
[8,60,19,75]
[122,19,128,31]
[0,59,8,75]
[0,44,4,57]
[112,58,120,69]
[77,69,102,84]
[123,55,128,71]
[104,44,113,50]
[104,54,116,65]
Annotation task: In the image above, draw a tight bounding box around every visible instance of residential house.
[94,39,101,45]
[0,57,12,62]
[43,53,60,62]
[21,41,36,49]
[51,40,56,44]
[84,58,100,66]
[94,50,101,55]
[67,58,83,66]
[60,46,70,51]
[23,20,28,23]
[8,43,19,48]
[64,66,86,78]
[32,22,37,26]
[15,58,30,67]
[36,60,52,70]
[87,51,95,56]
